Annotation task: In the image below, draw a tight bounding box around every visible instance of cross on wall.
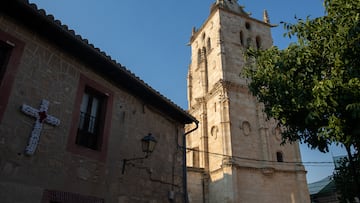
[21,99,60,155]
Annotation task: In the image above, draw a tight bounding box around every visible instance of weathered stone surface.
[186,1,310,202]
[0,8,187,203]
[0,182,43,203]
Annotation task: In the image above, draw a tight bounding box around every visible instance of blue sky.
[28,0,346,183]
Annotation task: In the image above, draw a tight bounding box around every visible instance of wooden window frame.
[0,30,25,123]
[0,41,12,84]
[76,86,106,150]
[67,74,113,162]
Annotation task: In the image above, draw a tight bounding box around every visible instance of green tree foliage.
[333,156,360,203]
[244,0,360,199]
[244,0,360,153]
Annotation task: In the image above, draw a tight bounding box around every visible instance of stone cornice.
[187,167,206,173]
[220,80,249,93]
[208,162,306,177]
[189,79,251,110]
[221,158,307,176]
[206,79,251,101]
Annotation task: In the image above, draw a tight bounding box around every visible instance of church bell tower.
[186,0,310,202]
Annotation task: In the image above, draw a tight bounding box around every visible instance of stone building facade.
[0,1,197,202]
[185,0,310,202]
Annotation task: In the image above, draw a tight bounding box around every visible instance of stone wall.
[187,168,206,203]
[0,14,186,203]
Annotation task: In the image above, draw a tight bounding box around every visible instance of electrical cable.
[183,146,336,166]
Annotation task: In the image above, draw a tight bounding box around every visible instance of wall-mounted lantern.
[141,133,157,157]
[122,133,157,174]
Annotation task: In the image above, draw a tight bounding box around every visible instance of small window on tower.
[245,22,251,30]
[207,37,211,51]
[197,49,202,63]
[276,151,284,162]
[240,31,244,46]
[256,36,261,49]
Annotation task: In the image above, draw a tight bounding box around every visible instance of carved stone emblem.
[242,121,251,136]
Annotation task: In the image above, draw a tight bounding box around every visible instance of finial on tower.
[213,0,247,15]
[216,0,238,6]
[263,9,270,23]
[192,27,197,36]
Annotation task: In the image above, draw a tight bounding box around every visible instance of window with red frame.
[76,86,106,150]
[67,74,113,162]
[0,31,25,123]
[0,41,12,86]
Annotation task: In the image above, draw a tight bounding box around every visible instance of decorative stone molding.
[211,126,219,140]
[273,126,282,141]
[231,163,307,175]
[241,121,251,136]
[195,97,206,104]
[261,167,275,176]
[221,156,235,167]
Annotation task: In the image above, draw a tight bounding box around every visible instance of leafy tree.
[333,156,360,203]
[243,0,360,198]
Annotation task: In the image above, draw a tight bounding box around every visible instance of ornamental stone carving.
[241,121,251,136]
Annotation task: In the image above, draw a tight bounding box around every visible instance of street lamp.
[122,133,157,174]
[141,133,157,157]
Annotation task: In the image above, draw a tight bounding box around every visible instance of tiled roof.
[1,0,197,124]
[308,176,336,195]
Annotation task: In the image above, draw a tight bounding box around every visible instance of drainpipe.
[182,121,199,203]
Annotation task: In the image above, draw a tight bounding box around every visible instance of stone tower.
[185,0,310,202]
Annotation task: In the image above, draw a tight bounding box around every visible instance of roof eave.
[1,0,197,124]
